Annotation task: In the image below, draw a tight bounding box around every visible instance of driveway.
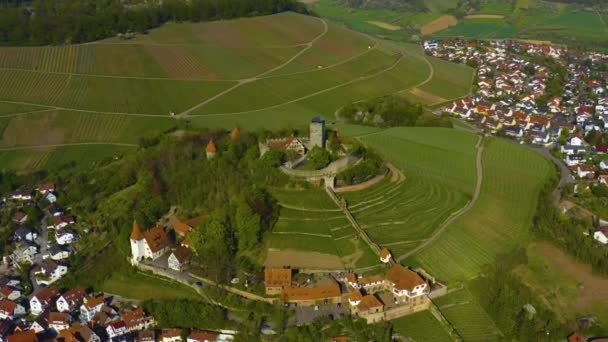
[292,303,347,326]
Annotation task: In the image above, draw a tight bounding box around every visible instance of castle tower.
[230,127,240,141]
[206,139,217,160]
[310,117,326,148]
[130,220,145,263]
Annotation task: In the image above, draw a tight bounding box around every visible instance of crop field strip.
[433,287,503,341]
[391,311,453,342]
[409,139,554,284]
[338,128,477,258]
[267,187,379,269]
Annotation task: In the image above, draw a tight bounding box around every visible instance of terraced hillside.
[0,12,474,172]
[265,187,379,270]
[339,127,479,259]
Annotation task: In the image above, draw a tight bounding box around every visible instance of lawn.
[338,127,478,258]
[391,311,453,341]
[102,270,199,301]
[410,138,554,284]
[522,7,608,44]
[265,187,379,269]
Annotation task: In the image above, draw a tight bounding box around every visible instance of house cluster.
[4,183,77,286]
[0,286,232,342]
[264,250,431,324]
[425,39,608,146]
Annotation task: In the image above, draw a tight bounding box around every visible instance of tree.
[234,199,261,251]
[307,146,331,170]
[189,209,234,282]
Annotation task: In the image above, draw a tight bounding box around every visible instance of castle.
[130,220,170,263]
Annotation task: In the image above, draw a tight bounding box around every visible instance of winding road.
[397,135,485,262]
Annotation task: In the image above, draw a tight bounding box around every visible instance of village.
[426,38,608,244]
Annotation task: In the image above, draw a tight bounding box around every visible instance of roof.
[578,164,596,172]
[123,308,148,329]
[142,226,169,253]
[230,127,240,141]
[12,211,27,222]
[170,216,193,236]
[358,274,384,285]
[49,312,69,324]
[311,116,325,123]
[0,299,16,313]
[1,286,16,296]
[160,328,182,339]
[597,144,608,153]
[7,330,37,342]
[567,332,586,342]
[266,135,298,149]
[357,294,384,311]
[264,268,292,288]
[385,264,426,292]
[69,324,96,342]
[379,248,391,259]
[188,330,219,342]
[60,288,85,304]
[348,290,362,303]
[33,287,59,303]
[171,246,192,264]
[596,226,608,237]
[57,330,78,342]
[328,337,348,342]
[206,139,217,153]
[131,220,144,241]
[137,330,156,342]
[345,273,357,284]
[82,295,105,311]
[280,283,341,302]
[38,183,55,192]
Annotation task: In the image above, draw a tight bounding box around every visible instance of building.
[187,330,220,342]
[594,226,608,244]
[56,288,86,312]
[48,312,70,332]
[37,183,55,195]
[137,330,156,342]
[280,282,341,306]
[123,308,154,332]
[55,228,77,245]
[206,140,217,160]
[7,330,37,342]
[0,299,25,320]
[168,246,191,272]
[379,248,392,264]
[30,287,59,316]
[160,328,182,342]
[106,321,128,339]
[350,294,384,324]
[264,267,292,295]
[79,295,105,322]
[130,221,171,263]
[310,117,326,148]
[34,259,68,285]
[262,135,306,155]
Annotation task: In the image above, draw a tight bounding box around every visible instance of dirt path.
[278,202,341,212]
[397,135,484,262]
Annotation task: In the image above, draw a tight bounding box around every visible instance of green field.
[266,187,379,269]
[102,270,199,301]
[392,311,453,341]
[434,288,503,341]
[433,18,517,39]
[337,127,478,258]
[416,56,474,100]
[409,138,554,284]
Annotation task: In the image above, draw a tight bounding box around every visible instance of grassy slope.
[409,138,554,284]
[341,127,477,257]
[266,187,379,268]
[417,56,473,100]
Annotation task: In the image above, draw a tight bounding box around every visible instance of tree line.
[0,0,308,45]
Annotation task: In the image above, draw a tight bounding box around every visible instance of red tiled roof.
[206,140,217,153]
[385,264,426,292]
[188,330,219,342]
[264,268,292,288]
[33,287,59,304]
[7,330,37,342]
[280,283,341,302]
[0,299,16,314]
[142,226,169,253]
[131,220,143,240]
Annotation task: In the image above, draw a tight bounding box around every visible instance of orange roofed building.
[130,220,171,263]
[206,140,217,160]
[264,268,292,295]
[280,282,342,306]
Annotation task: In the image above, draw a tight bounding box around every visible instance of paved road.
[525,144,573,205]
[397,135,484,262]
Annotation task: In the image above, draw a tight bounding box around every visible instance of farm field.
[265,187,379,270]
[102,270,199,301]
[391,311,452,341]
[409,138,554,284]
[434,288,503,341]
[338,127,478,258]
[432,18,517,39]
[415,56,473,101]
[0,11,474,171]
